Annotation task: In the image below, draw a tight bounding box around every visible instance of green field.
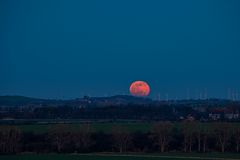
[15,122,152,133]
[10,122,240,134]
[1,153,240,160]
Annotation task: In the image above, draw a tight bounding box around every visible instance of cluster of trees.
[1,122,240,154]
[0,126,21,153]
[1,103,240,122]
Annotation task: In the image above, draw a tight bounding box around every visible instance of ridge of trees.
[1,122,240,154]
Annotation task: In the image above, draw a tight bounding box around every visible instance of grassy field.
[16,122,152,133]
[1,153,240,160]
[9,122,240,134]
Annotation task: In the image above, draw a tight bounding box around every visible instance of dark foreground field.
[1,153,240,160]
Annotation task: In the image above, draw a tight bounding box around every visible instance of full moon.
[130,81,150,97]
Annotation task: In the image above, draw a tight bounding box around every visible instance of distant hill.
[0,95,153,107]
[0,96,57,106]
[88,95,153,106]
[0,95,237,107]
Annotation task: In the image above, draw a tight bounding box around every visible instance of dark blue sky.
[1,0,240,99]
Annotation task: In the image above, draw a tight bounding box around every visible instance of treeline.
[1,103,240,121]
[0,105,197,120]
[1,122,240,154]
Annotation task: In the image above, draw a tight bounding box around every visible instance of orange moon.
[130,81,150,97]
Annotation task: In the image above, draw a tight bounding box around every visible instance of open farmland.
[1,153,240,160]
[16,122,151,133]
[8,121,240,134]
